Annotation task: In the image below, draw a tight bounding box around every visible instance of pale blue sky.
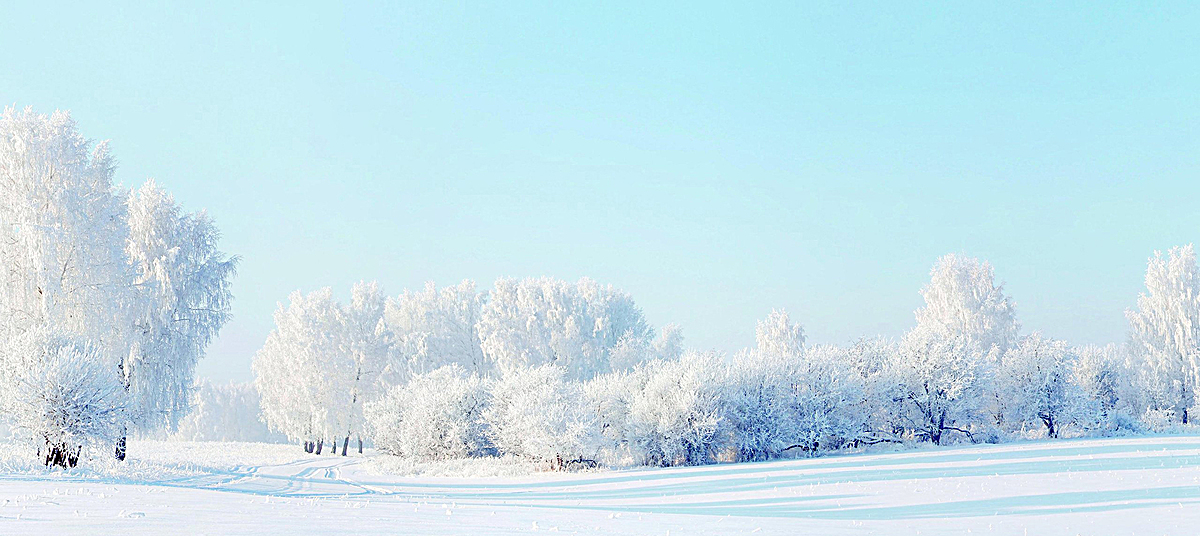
[4,2,1198,382]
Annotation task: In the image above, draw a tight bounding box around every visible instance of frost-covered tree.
[893,327,986,444]
[484,364,603,467]
[754,309,806,356]
[365,365,490,459]
[383,280,487,378]
[253,288,345,453]
[120,180,237,457]
[0,107,235,465]
[1074,344,1139,433]
[997,334,1087,438]
[1127,245,1200,424]
[914,254,1019,353]
[338,281,390,454]
[254,283,388,455]
[478,277,653,380]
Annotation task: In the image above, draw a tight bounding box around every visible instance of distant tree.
[173,380,285,443]
[478,277,653,380]
[1127,245,1200,424]
[1074,344,1139,432]
[253,288,345,452]
[914,254,1019,353]
[754,309,806,356]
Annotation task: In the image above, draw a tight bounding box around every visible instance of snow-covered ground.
[2,435,1200,535]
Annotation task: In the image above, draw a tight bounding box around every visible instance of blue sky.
[4,2,1198,382]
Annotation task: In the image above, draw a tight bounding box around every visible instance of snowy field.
[2,436,1200,535]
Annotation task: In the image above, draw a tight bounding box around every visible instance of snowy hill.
[2,435,1199,534]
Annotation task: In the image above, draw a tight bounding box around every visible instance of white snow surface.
[2,435,1200,534]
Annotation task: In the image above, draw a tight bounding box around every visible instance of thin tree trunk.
[342,436,349,456]
[315,439,324,455]
[115,434,127,461]
[358,438,363,454]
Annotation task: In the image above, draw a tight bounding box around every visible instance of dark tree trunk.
[44,443,81,468]
[342,436,349,456]
[115,435,127,461]
[304,441,313,453]
[1184,408,1189,425]
[315,439,324,455]
[358,438,363,454]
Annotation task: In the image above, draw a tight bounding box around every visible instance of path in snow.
[2,435,1200,534]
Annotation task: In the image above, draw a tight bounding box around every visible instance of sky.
[3,2,1198,382]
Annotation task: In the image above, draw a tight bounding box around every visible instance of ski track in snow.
[2,435,1200,534]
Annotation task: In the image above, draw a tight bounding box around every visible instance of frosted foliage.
[478,277,653,380]
[915,254,1019,353]
[383,280,487,378]
[755,309,806,356]
[365,365,490,459]
[484,365,602,462]
[0,107,136,383]
[173,380,284,443]
[1126,244,1200,422]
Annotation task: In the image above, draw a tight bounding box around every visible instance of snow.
[3,435,1200,534]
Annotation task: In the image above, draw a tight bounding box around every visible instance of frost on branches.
[1127,245,1200,424]
[0,107,237,466]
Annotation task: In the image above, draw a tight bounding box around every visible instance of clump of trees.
[253,245,1200,471]
[0,107,237,467]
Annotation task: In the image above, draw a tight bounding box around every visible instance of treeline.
[255,248,1200,468]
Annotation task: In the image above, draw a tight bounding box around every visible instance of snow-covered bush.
[722,311,866,460]
[484,364,603,466]
[365,365,490,459]
[1,333,128,467]
[1074,344,1140,434]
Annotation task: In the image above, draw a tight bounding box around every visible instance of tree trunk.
[1184,407,1189,425]
[358,438,363,454]
[115,434,127,461]
[304,441,313,453]
[342,436,349,456]
[315,439,324,455]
